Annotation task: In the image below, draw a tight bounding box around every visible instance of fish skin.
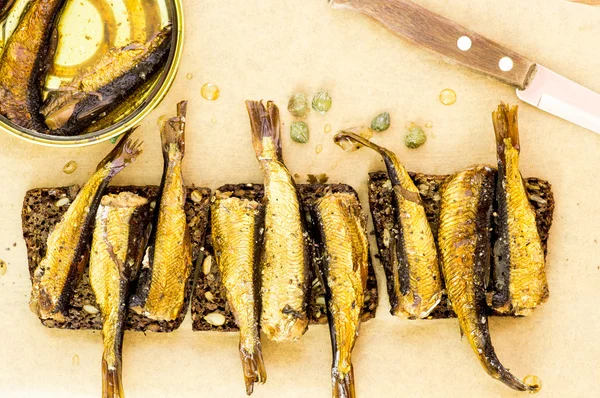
[82,76,158,135]
[490,103,549,316]
[41,25,172,136]
[438,165,540,393]
[129,101,192,321]
[211,196,266,395]
[333,132,442,319]
[0,0,66,131]
[246,100,310,342]
[30,129,143,322]
[310,193,369,398]
[89,192,151,398]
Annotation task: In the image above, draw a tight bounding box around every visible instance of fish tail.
[484,350,541,393]
[495,367,541,393]
[102,358,124,398]
[240,344,267,395]
[333,130,406,185]
[160,100,187,157]
[245,100,282,161]
[97,127,143,176]
[332,366,356,398]
[492,103,520,156]
[334,130,391,158]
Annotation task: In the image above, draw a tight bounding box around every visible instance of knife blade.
[330,0,600,134]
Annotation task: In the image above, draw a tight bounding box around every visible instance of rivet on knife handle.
[330,0,537,90]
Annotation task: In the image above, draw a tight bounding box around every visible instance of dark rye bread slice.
[191,183,379,332]
[22,185,211,332]
[368,170,555,319]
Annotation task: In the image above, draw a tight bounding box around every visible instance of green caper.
[405,125,427,149]
[371,112,390,132]
[288,93,310,118]
[312,91,332,114]
[290,121,309,143]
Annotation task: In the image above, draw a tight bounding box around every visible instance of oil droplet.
[62,161,78,174]
[425,121,433,128]
[0,259,6,277]
[72,354,80,366]
[186,73,193,80]
[315,144,323,154]
[157,115,168,128]
[201,83,220,101]
[523,375,542,394]
[211,117,217,124]
[324,124,332,134]
[439,89,457,105]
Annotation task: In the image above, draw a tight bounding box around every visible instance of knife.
[330,0,600,134]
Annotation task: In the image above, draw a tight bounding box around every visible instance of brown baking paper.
[1,0,600,396]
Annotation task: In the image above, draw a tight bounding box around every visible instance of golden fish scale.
[260,160,308,341]
[76,30,168,93]
[438,169,488,361]
[390,157,442,318]
[212,197,260,351]
[89,203,139,367]
[143,152,191,320]
[316,193,368,376]
[33,167,109,316]
[0,0,62,117]
[502,140,548,315]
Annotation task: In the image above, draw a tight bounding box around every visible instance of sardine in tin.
[0,0,184,147]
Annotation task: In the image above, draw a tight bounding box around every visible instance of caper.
[312,91,332,114]
[371,112,390,132]
[405,125,427,149]
[288,93,310,118]
[290,121,309,143]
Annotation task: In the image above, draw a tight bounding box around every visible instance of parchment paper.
[1,0,599,396]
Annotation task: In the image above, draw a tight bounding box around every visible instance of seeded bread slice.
[191,183,379,332]
[368,171,555,319]
[22,185,211,332]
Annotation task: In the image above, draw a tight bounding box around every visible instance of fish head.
[37,288,66,323]
[42,89,116,131]
[41,89,86,130]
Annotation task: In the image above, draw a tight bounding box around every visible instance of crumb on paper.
[307,174,329,184]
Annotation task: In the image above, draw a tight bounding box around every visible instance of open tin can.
[0,0,184,147]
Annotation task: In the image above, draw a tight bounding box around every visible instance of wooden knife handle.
[331,0,537,89]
